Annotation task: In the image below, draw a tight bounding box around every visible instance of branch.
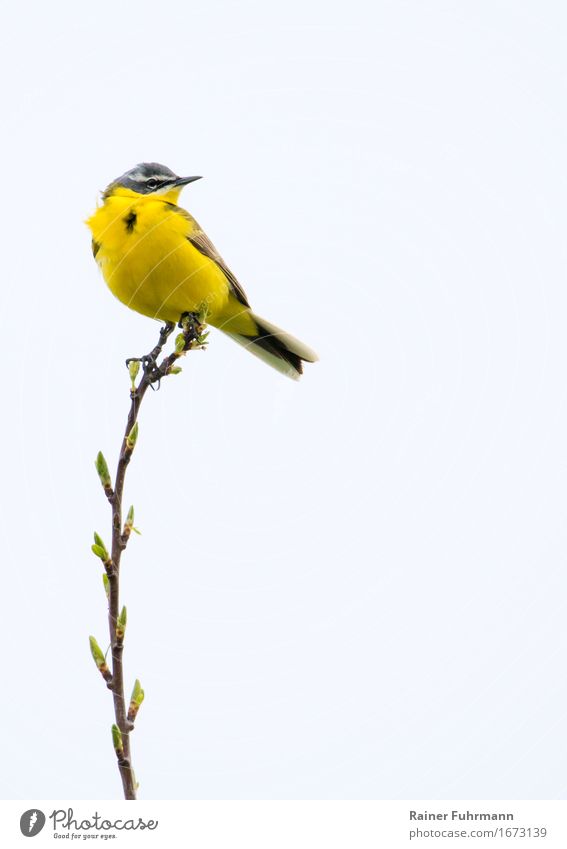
[90,313,206,799]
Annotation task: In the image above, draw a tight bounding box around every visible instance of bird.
[86,163,317,379]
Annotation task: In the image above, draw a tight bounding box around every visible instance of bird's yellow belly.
[94,204,230,324]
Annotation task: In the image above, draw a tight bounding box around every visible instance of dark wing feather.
[164,202,250,307]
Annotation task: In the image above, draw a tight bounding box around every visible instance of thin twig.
[92,314,205,799]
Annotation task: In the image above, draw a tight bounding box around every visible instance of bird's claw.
[124,354,161,381]
[159,321,175,343]
[141,353,162,380]
[178,311,202,332]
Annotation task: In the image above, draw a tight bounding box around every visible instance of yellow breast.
[87,194,230,323]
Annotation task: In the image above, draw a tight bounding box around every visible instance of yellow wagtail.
[86,163,317,379]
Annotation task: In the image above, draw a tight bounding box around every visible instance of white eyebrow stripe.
[128,172,173,183]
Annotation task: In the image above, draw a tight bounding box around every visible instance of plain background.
[0,0,566,799]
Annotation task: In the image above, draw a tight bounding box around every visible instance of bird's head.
[103,162,202,203]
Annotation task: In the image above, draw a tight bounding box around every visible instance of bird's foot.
[178,311,209,349]
[178,311,201,331]
[141,352,162,381]
[125,353,161,382]
[125,323,175,383]
[159,321,176,345]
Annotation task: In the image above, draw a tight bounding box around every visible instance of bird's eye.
[146,178,158,190]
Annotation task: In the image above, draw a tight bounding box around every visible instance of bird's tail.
[221,313,318,380]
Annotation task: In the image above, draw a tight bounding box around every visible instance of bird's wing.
[188,227,251,308]
[166,202,250,308]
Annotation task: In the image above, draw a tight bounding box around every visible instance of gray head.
[104,162,202,197]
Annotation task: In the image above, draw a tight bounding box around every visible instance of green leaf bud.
[111,723,123,754]
[95,451,112,492]
[126,422,139,451]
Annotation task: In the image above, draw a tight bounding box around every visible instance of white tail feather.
[251,315,319,364]
[221,314,318,380]
[223,331,301,380]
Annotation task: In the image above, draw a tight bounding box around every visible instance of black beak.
[173,175,202,187]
